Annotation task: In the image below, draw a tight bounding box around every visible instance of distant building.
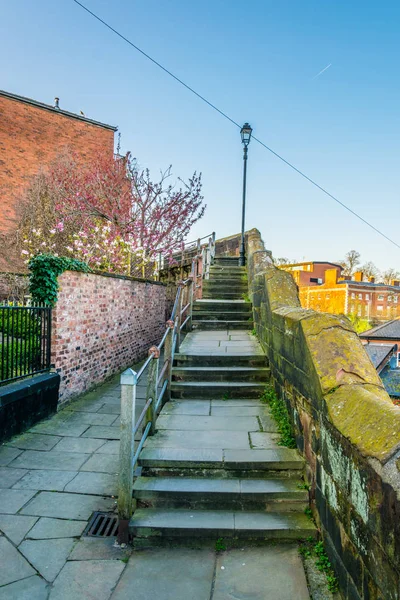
[281,262,400,321]
[0,90,117,271]
[360,320,400,398]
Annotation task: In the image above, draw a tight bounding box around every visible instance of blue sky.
[1,1,399,270]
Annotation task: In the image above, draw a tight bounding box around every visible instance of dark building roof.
[0,90,117,131]
[380,368,400,398]
[360,320,400,340]
[364,343,396,371]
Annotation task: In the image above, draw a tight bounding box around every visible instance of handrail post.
[117,368,137,545]
[146,347,159,435]
[176,284,184,353]
[188,277,194,331]
[164,320,174,401]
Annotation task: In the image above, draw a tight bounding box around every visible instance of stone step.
[210,265,246,272]
[202,292,246,300]
[214,257,240,266]
[129,508,316,546]
[192,311,252,321]
[208,272,247,279]
[171,381,265,399]
[193,320,253,330]
[133,476,308,510]
[139,446,304,474]
[193,301,251,313]
[172,367,270,382]
[174,354,267,368]
[203,280,248,290]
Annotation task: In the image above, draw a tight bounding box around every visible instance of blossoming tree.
[18,150,205,277]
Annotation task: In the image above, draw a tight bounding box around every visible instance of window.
[351,293,355,299]
[388,296,392,303]
[366,294,370,301]
[395,297,398,304]
[350,304,355,313]
[398,352,400,367]
[326,294,330,300]
[378,294,384,301]
[357,306,362,316]
[377,305,383,311]
[358,293,362,300]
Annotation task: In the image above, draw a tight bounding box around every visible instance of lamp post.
[239,122,252,267]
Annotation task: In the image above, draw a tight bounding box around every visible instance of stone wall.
[246,228,400,600]
[52,270,166,402]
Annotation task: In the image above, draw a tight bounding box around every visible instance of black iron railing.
[0,306,52,385]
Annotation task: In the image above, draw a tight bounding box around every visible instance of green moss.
[299,539,339,594]
[260,385,296,448]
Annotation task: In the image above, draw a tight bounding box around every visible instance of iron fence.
[0,305,52,385]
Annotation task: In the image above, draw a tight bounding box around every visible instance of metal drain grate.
[84,512,119,537]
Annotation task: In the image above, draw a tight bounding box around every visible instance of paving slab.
[97,404,121,415]
[21,492,115,520]
[0,535,36,586]
[144,429,250,449]
[27,517,86,539]
[6,433,62,451]
[65,472,117,496]
[250,432,280,449]
[0,488,36,514]
[10,450,89,471]
[0,575,49,600]
[19,537,76,582]
[12,470,78,491]
[0,446,22,466]
[65,412,117,426]
[28,418,90,438]
[212,399,260,406]
[213,546,310,600]
[53,437,106,454]
[81,426,120,440]
[157,415,259,432]
[139,447,223,467]
[79,453,119,473]
[223,448,303,469]
[0,514,38,545]
[69,536,131,561]
[111,548,214,599]
[161,401,210,416]
[64,398,106,413]
[96,441,120,455]
[50,559,125,600]
[0,467,27,488]
[211,405,264,416]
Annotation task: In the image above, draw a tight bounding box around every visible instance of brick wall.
[0,92,115,271]
[247,228,400,600]
[51,270,167,402]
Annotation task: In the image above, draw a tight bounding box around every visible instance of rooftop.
[337,279,400,289]
[0,89,117,131]
[360,320,400,340]
[364,343,396,371]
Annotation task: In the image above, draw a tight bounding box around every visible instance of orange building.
[281,262,400,321]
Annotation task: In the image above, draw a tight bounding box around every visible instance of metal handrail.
[117,231,216,544]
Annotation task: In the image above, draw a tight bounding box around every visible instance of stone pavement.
[0,368,311,600]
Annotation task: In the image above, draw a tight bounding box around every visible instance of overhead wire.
[71,0,400,251]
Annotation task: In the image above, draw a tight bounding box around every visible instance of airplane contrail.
[312,63,332,80]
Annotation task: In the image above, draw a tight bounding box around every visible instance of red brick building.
[0,90,117,271]
[281,262,400,321]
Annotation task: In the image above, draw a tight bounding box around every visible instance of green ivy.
[28,254,91,307]
[260,384,296,448]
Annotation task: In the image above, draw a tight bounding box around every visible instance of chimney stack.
[369,276,375,283]
[354,271,363,282]
[54,97,60,109]
[391,280,400,287]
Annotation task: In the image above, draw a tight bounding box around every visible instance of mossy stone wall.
[247,228,400,600]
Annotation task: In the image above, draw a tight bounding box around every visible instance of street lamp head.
[240,122,252,146]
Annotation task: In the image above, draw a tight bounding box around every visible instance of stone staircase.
[129,256,315,546]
